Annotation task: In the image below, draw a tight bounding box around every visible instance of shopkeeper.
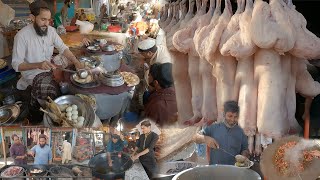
[10,134,27,165]
[28,134,52,165]
[11,0,83,113]
[193,101,250,165]
[138,38,171,65]
[131,120,159,179]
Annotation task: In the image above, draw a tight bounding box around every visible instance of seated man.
[144,63,177,126]
[106,134,125,167]
[193,101,249,165]
[11,1,83,118]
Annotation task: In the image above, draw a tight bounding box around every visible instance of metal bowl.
[172,165,262,180]
[43,95,95,127]
[0,104,20,125]
[79,56,101,69]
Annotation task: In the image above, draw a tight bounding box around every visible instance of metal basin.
[0,108,12,123]
[172,165,262,180]
[43,95,95,127]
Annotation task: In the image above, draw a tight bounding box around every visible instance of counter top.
[125,161,149,180]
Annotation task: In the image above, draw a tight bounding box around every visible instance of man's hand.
[74,61,85,70]
[38,61,56,70]
[131,155,139,161]
[28,151,35,157]
[82,38,91,46]
[204,136,220,149]
[108,160,113,167]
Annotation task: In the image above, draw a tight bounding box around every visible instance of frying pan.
[88,152,133,179]
[27,165,48,176]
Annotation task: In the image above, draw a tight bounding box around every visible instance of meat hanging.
[158,0,320,158]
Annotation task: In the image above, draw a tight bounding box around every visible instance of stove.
[99,70,124,87]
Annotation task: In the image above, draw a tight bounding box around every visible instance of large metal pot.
[0,166,25,180]
[100,52,122,72]
[49,166,73,180]
[88,152,133,180]
[172,165,262,180]
[27,164,48,177]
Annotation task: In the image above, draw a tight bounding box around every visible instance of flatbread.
[115,45,124,51]
[73,74,93,84]
[120,72,140,86]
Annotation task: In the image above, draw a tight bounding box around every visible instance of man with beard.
[11,0,83,119]
[28,134,52,165]
[144,63,178,126]
[9,134,27,165]
[193,101,250,165]
[131,120,159,179]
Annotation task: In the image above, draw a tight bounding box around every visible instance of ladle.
[55,67,89,79]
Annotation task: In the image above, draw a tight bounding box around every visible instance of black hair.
[39,134,47,140]
[223,101,240,114]
[11,134,19,141]
[141,120,152,127]
[150,63,174,89]
[29,0,50,16]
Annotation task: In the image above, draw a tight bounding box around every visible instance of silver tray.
[43,95,95,127]
[70,74,101,89]
[0,104,20,125]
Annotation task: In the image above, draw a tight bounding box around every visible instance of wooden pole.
[304,98,313,139]
[1,127,6,166]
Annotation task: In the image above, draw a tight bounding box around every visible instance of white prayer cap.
[138,38,156,51]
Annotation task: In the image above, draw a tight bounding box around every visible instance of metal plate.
[70,74,101,89]
[0,104,20,125]
[43,95,95,128]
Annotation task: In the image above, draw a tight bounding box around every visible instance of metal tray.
[79,56,101,69]
[70,74,101,89]
[0,104,20,125]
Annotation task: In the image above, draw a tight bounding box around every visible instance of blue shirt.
[201,122,248,165]
[31,145,52,165]
[106,140,125,153]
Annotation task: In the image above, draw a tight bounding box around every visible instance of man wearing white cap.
[137,38,171,65]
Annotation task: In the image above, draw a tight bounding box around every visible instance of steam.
[284,139,319,174]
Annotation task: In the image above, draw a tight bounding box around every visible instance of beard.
[40,144,46,148]
[34,22,48,36]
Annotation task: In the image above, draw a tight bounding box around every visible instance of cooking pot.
[0,166,25,180]
[27,165,48,177]
[172,165,262,180]
[88,152,133,179]
[49,166,73,180]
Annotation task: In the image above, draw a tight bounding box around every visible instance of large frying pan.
[88,152,133,179]
[27,165,48,176]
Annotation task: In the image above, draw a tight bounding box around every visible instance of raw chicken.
[254,49,288,138]
[286,0,320,60]
[221,0,257,59]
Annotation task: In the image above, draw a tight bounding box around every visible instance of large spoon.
[55,67,89,79]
